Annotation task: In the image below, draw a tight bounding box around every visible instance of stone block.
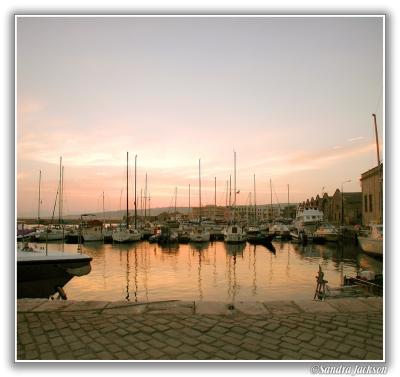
[327,298,373,312]
[294,299,339,313]
[234,301,269,315]
[195,301,232,315]
[263,300,301,315]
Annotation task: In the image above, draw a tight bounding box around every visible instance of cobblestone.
[17,298,383,361]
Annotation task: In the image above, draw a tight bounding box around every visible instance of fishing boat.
[358,224,383,257]
[17,242,92,299]
[112,153,141,243]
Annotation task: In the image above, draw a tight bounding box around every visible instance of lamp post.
[341,179,351,228]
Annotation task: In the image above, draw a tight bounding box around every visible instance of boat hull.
[17,253,92,298]
[112,230,141,243]
[358,236,383,257]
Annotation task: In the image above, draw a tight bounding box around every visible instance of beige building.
[302,190,362,226]
[360,163,383,225]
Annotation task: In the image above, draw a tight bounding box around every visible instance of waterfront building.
[302,190,362,226]
[360,163,383,225]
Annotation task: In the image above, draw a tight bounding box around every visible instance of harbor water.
[23,240,382,302]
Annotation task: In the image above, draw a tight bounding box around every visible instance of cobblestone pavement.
[16,297,383,361]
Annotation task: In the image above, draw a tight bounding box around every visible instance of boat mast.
[270,178,273,222]
[37,170,41,225]
[254,173,257,222]
[144,173,147,220]
[174,186,177,221]
[134,154,137,229]
[234,150,236,222]
[59,156,62,224]
[199,158,201,225]
[188,184,191,216]
[148,193,151,217]
[126,152,129,228]
[372,113,381,166]
[102,191,105,226]
[214,176,216,220]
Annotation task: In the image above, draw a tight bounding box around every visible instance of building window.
[369,194,373,212]
[364,195,368,212]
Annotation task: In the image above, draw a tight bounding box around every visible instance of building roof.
[360,163,383,180]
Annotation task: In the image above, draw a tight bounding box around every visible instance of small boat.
[34,226,65,241]
[157,226,179,245]
[292,205,324,244]
[246,226,274,245]
[358,224,383,257]
[112,225,141,243]
[270,223,291,240]
[189,226,210,242]
[224,223,247,244]
[17,242,92,299]
[80,215,103,242]
[112,152,141,244]
[313,223,340,243]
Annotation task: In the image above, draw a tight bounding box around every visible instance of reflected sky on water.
[25,240,382,302]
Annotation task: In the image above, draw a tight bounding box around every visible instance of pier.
[17,297,383,361]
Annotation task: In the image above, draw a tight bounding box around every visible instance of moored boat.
[17,242,92,299]
[358,224,383,257]
[313,223,340,243]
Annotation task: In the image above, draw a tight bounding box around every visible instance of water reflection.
[35,240,382,302]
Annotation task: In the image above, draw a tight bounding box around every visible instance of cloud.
[347,136,365,142]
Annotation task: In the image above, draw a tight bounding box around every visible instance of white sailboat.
[224,151,246,244]
[35,158,65,241]
[112,153,141,243]
[189,159,210,242]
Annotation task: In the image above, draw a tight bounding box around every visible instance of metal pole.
[126,152,129,228]
[189,184,191,216]
[38,170,41,225]
[214,176,217,220]
[144,173,147,220]
[254,174,256,222]
[372,114,381,166]
[199,159,201,224]
[134,155,137,229]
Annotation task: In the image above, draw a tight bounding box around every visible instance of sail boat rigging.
[224,151,246,244]
[112,152,141,243]
[189,158,210,242]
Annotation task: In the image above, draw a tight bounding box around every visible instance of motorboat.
[189,226,211,242]
[246,225,274,245]
[112,226,141,243]
[80,215,103,242]
[34,226,65,241]
[292,206,324,243]
[17,242,92,299]
[224,224,246,244]
[313,223,340,243]
[358,224,383,257]
[270,223,291,240]
[157,226,179,245]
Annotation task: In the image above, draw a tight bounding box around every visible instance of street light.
[341,179,351,228]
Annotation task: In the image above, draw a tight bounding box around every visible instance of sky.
[16,16,384,218]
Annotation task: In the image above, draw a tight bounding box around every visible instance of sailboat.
[189,159,210,242]
[224,151,246,244]
[35,158,65,241]
[112,153,141,243]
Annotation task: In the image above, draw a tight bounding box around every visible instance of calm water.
[24,240,383,302]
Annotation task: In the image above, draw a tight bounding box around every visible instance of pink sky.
[16,16,384,217]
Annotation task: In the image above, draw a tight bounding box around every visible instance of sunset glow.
[17,16,384,217]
